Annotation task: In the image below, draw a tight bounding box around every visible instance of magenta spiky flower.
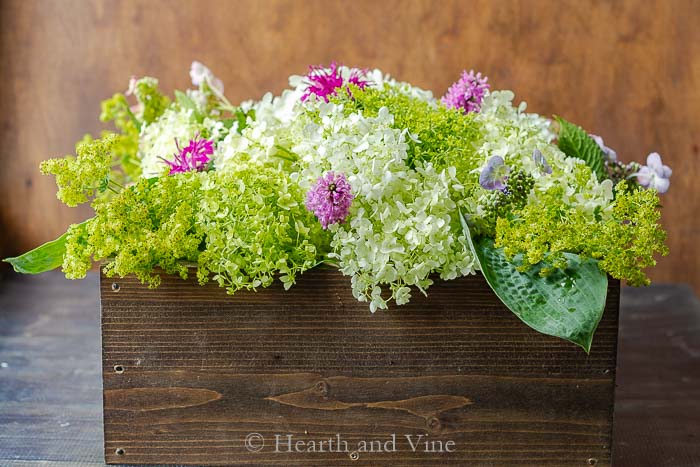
[162,135,214,175]
[441,70,490,114]
[301,62,369,102]
[305,171,354,229]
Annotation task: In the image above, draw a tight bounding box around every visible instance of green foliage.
[462,217,608,353]
[3,219,87,274]
[40,134,120,206]
[495,181,669,286]
[175,90,204,123]
[556,117,607,181]
[335,85,482,176]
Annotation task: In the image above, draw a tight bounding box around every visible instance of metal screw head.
[111,283,120,292]
[588,458,598,465]
[115,448,125,456]
[349,451,359,461]
[114,365,125,374]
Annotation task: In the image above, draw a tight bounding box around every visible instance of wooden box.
[100,267,619,466]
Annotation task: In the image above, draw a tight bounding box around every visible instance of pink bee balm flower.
[301,62,369,102]
[162,135,214,175]
[305,171,354,229]
[441,70,490,114]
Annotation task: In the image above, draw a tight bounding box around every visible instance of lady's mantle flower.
[590,134,618,162]
[532,149,552,174]
[441,70,490,114]
[301,62,369,102]
[479,155,510,191]
[305,171,354,229]
[190,61,224,94]
[162,136,214,175]
[633,152,672,194]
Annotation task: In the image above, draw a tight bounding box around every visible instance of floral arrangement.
[5,62,670,352]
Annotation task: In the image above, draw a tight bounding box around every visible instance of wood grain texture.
[0,0,699,291]
[2,271,699,466]
[100,268,620,465]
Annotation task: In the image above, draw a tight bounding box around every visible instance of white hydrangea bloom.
[366,69,436,104]
[290,103,474,312]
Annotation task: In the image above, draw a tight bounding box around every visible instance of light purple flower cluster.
[301,62,369,102]
[479,155,510,191]
[163,135,214,175]
[590,132,671,194]
[305,171,354,229]
[532,149,552,174]
[441,70,490,114]
[590,134,618,162]
[634,152,672,194]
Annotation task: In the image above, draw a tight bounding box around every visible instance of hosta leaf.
[3,219,90,274]
[461,214,608,352]
[556,116,607,181]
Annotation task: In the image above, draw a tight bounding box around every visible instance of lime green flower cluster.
[336,84,482,176]
[495,181,668,285]
[40,134,120,206]
[61,165,329,290]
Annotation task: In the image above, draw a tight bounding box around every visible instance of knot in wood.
[427,416,441,431]
[314,380,329,396]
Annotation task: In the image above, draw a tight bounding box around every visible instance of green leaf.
[175,90,195,111]
[3,220,90,274]
[175,90,203,123]
[556,116,607,181]
[460,213,608,352]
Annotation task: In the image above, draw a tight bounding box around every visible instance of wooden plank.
[2,271,699,466]
[101,268,620,465]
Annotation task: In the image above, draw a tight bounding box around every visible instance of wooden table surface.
[0,271,698,467]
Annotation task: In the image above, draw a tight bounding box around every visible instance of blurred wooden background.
[1,0,698,291]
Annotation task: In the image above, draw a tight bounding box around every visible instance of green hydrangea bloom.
[335,84,482,176]
[196,165,331,293]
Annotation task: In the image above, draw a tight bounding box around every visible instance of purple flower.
[305,171,354,229]
[162,135,214,175]
[633,152,672,194]
[590,134,618,162]
[301,62,369,102]
[441,70,490,114]
[532,149,552,174]
[479,156,510,191]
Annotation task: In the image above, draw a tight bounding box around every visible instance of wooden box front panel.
[100,268,619,466]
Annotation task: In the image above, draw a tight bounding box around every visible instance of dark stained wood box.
[100,267,620,466]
